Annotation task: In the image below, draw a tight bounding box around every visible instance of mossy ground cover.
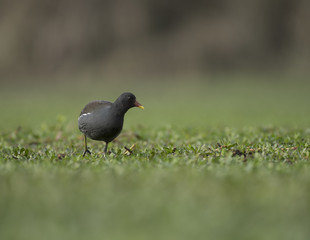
[1,75,310,239]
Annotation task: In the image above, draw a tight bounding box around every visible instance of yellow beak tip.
[138,105,144,110]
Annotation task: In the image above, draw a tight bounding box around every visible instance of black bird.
[78,92,144,156]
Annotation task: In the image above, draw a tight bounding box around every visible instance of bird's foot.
[82,148,91,157]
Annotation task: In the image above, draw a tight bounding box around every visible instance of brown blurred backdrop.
[0,0,309,79]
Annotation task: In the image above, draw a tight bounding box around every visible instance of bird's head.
[115,92,144,112]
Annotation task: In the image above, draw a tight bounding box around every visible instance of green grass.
[1,74,310,240]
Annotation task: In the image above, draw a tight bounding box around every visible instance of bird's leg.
[82,135,91,157]
[103,142,109,157]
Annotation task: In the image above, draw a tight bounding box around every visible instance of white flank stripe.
[78,112,92,120]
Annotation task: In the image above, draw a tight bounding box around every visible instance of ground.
[0,74,310,240]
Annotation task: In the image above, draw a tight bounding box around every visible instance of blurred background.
[1,0,310,77]
[1,0,310,129]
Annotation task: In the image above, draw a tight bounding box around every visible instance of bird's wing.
[79,100,112,116]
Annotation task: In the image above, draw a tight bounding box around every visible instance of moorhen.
[78,92,144,156]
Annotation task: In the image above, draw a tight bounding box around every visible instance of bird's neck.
[112,102,129,116]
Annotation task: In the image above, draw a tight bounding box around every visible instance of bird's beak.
[135,100,144,109]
